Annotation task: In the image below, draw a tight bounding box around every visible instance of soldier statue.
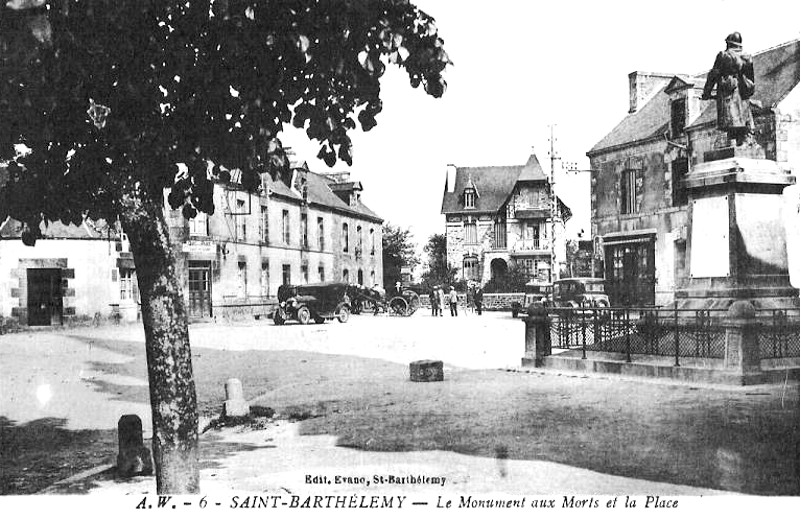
[701,32,756,145]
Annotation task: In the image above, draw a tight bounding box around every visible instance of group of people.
[429,283,483,316]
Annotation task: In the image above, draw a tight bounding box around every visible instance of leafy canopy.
[381,223,418,287]
[0,0,450,240]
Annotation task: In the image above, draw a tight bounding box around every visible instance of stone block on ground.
[116,414,153,477]
[223,378,250,418]
[410,360,444,382]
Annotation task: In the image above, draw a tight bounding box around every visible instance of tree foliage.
[0,0,450,493]
[381,223,418,289]
[482,266,529,293]
[0,0,451,238]
[420,232,458,289]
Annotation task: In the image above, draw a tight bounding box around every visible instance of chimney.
[446,164,457,193]
[628,71,673,114]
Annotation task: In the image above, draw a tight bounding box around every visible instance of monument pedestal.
[676,156,798,311]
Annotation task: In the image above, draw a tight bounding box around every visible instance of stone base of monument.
[409,360,444,382]
[677,156,799,312]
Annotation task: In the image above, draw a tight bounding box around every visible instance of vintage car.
[273,283,351,325]
[511,282,553,318]
[550,278,609,308]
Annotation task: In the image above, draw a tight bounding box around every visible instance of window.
[357,269,364,285]
[672,158,689,207]
[318,265,325,282]
[463,256,479,280]
[120,269,134,300]
[370,270,375,285]
[342,269,350,283]
[518,258,535,275]
[301,264,309,283]
[260,205,269,243]
[370,228,375,255]
[317,217,325,250]
[236,199,247,241]
[464,222,478,244]
[282,264,291,286]
[494,215,506,249]
[301,213,308,248]
[237,261,247,297]
[189,213,208,236]
[464,188,476,209]
[342,223,349,252]
[620,170,637,214]
[260,262,269,296]
[356,225,363,255]
[282,210,290,244]
[670,98,686,137]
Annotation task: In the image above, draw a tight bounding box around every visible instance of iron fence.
[546,305,799,365]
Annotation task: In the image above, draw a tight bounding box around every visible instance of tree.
[482,266,529,293]
[381,223,418,290]
[420,233,458,289]
[1,0,450,493]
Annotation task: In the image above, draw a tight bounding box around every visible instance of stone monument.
[677,32,799,312]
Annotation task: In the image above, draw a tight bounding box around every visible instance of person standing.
[436,286,445,316]
[448,286,458,316]
[429,287,439,317]
[475,286,483,316]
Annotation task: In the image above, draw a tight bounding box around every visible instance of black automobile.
[273,283,351,325]
[511,282,553,318]
[551,278,610,308]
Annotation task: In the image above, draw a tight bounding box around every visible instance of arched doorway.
[490,258,508,280]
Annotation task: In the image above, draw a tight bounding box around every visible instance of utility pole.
[548,124,559,283]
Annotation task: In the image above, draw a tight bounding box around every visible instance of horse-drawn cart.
[347,286,421,317]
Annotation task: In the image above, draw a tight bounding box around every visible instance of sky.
[281,0,800,251]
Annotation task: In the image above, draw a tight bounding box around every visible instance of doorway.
[188,261,212,319]
[27,268,63,326]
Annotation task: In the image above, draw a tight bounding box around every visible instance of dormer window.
[464,188,476,209]
[670,97,686,137]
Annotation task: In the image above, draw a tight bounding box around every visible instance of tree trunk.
[119,185,199,494]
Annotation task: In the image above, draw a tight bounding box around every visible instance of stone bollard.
[223,378,250,418]
[723,301,762,379]
[116,414,153,477]
[410,360,444,382]
[522,302,551,367]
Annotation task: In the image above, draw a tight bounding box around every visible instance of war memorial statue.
[701,31,756,145]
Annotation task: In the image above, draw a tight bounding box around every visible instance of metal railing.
[545,305,799,365]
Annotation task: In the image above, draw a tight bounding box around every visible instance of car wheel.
[314,316,325,324]
[297,306,311,325]
[273,311,285,325]
[337,306,350,323]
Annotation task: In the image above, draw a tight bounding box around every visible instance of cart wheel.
[273,311,285,325]
[297,306,311,325]
[337,305,350,323]
[389,297,408,316]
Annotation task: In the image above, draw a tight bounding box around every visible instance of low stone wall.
[417,292,525,311]
[213,300,278,321]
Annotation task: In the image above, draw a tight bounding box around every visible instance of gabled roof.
[441,153,552,215]
[664,75,695,93]
[589,39,800,155]
[260,171,382,223]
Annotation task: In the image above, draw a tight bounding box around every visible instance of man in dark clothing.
[701,31,756,145]
[475,287,483,316]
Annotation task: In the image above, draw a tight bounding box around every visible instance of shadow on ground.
[0,416,116,495]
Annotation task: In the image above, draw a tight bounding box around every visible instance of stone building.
[170,155,384,320]
[440,152,571,286]
[0,153,384,325]
[587,39,799,306]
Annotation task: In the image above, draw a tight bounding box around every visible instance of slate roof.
[441,153,569,219]
[588,39,800,155]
